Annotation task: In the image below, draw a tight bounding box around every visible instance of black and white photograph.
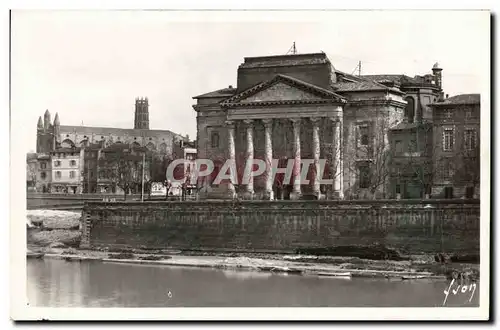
[9,7,491,321]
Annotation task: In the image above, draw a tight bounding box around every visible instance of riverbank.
[26,244,480,281]
[26,210,479,281]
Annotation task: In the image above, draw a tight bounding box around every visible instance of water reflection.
[27,259,479,307]
[222,270,272,280]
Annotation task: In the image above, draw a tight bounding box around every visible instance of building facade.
[34,153,52,193]
[49,147,85,194]
[96,144,151,195]
[389,122,434,199]
[26,153,37,191]
[192,52,438,200]
[431,94,480,198]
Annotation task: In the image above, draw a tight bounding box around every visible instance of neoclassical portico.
[219,74,346,200]
[223,116,344,200]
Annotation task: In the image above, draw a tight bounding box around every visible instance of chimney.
[446,94,449,99]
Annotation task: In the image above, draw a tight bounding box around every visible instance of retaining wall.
[80,199,480,254]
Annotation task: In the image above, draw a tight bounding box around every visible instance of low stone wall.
[80,200,480,255]
[27,193,141,209]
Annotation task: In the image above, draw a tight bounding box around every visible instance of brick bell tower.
[134,97,150,130]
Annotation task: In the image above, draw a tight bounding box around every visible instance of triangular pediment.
[239,81,322,103]
[221,74,346,107]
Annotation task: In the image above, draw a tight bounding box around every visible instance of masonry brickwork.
[81,200,479,255]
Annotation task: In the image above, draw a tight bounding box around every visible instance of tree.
[26,162,37,189]
[343,111,396,200]
[451,144,480,194]
[391,123,434,199]
[98,146,148,200]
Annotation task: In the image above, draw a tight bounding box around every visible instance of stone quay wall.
[80,200,480,255]
[27,193,141,209]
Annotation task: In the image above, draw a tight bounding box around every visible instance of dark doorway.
[404,97,415,123]
[465,186,474,199]
[444,187,454,199]
[284,185,292,200]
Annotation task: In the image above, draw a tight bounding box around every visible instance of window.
[70,160,77,166]
[464,129,477,150]
[90,170,94,178]
[442,161,454,180]
[358,164,370,189]
[443,128,454,151]
[409,139,417,152]
[211,131,220,148]
[395,184,401,194]
[69,171,75,179]
[55,171,61,179]
[40,162,46,169]
[54,160,61,167]
[395,140,403,154]
[404,97,415,123]
[359,126,369,146]
[465,186,474,199]
[443,109,452,119]
[465,110,472,120]
[444,187,454,199]
[40,172,46,180]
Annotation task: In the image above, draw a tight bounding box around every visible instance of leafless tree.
[343,113,396,199]
[98,147,148,200]
[26,162,37,188]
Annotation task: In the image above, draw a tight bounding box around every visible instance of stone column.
[331,117,344,199]
[290,118,302,199]
[244,119,254,198]
[262,119,274,200]
[311,117,321,199]
[226,120,237,199]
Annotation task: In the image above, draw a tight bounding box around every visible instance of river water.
[27,259,479,308]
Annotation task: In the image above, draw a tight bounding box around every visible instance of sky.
[11,10,490,154]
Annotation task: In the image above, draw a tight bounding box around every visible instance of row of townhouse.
[388,93,480,199]
[27,140,198,195]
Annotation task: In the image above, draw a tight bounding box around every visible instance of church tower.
[134,97,150,130]
[36,116,43,153]
[43,109,51,131]
[53,112,61,150]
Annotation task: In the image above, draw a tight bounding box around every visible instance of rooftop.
[193,86,237,99]
[26,153,38,161]
[102,143,148,151]
[361,74,438,88]
[239,52,330,69]
[60,125,179,138]
[51,147,82,153]
[390,122,433,131]
[332,72,405,95]
[432,93,480,106]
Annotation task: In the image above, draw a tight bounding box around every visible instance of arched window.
[404,97,415,123]
[211,131,220,148]
[159,143,167,154]
[146,142,156,151]
[61,139,75,148]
